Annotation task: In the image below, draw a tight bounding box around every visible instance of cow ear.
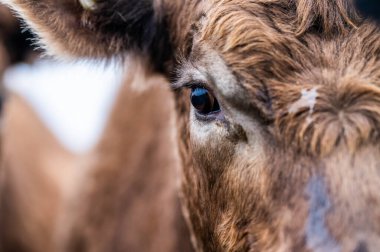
[2,0,171,70]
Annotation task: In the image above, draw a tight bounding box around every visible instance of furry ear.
[2,0,171,70]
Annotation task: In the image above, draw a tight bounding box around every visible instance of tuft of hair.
[295,0,360,35]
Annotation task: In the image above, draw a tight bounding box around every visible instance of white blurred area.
[3,59,125,154]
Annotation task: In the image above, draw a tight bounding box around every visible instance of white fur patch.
[288,87,318,122]
[4,60,124,153]
[79,0,96,10]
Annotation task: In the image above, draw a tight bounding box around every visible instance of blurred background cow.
[0,3,192,251]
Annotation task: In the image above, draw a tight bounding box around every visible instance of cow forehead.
[195,0,366,80]
[189,0,379,108]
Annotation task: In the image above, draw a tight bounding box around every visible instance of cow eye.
[190,87,220,116]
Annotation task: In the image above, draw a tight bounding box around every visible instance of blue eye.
[190,87,220,115]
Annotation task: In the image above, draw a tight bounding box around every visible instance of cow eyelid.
[172,80,208,91]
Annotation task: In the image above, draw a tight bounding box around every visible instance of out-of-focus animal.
[0,62,194,252]
[0,63,193,252]
[0,4,193,252]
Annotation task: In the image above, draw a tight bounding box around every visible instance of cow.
[2,0,380,251]
[0,4,193,252]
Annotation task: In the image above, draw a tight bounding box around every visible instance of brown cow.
[0,4,192,252]
[3,0,380,251]
[0,62,193,252]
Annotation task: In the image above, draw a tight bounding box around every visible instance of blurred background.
[0,3,124,154]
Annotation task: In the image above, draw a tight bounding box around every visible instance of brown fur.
[0,4,15,74]
[0,94,79,252]
[4,0,380,251]
[0,11,37,251]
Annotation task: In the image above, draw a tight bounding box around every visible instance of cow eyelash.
[171,80,207,90]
